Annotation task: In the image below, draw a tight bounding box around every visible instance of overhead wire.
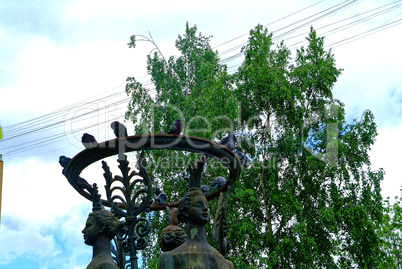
[0,98,129,146]
[225,0,402,70]
[5,85,124,133]
[327,17,402,48]
[219,0,361,65]
[284,1,402,44]
[4,74,153,137]
[286,0,402,50]
[213,0,328,49]
[0,0,360,141]
[2,0,402,156]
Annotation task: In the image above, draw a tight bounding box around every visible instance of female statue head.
[177,187,209,226]
[82,208,120,246]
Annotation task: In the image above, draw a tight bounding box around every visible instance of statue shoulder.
[157,251,175,269]
[86,255,119,269]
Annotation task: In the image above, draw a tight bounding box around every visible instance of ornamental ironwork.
[61,134,241,269]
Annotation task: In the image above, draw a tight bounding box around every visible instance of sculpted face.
[82,214,98,246]
[161,232,176,251]
[188,194,209,226]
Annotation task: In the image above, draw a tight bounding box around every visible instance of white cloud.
[0,157,93,268]
[2,158,86,221]
[1,1,402,268]
[331,22,402,125]
[0,214,58,265]
[0,202,92,268]
[370,125,402,201]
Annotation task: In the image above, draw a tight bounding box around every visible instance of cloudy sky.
[1,0,401,268]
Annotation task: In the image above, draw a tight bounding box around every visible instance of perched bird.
[211,176,227,191]
[234,149,250,168]
[167,119,183,135]
[201,185,211,196]
[220,132,237,151]
[77,176,91,189]
[59,155,72,176]
[81,133,98,149]
[59,155,91,189]
[155,187,168,205]
[59,155,71,168]
[111,121,128,138]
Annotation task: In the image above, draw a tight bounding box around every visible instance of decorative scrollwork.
[63,135,242,267]
[133,217,150,250]
[111,237,127,269]
[102,151,153,269]
[102,152,152,218]
[213,184,232,258]
[135,217,151,238]
[116,222,129,241]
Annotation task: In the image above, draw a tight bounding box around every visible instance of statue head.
[82,209,119,246]
[177,187,209,226]
[160,224,187,251]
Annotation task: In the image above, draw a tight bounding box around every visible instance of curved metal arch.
[64,134,241,211]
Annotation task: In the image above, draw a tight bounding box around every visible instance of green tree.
[125,24,385,268]
[232,25,384,268]
[125,23,238,267]
[378,190,402,268]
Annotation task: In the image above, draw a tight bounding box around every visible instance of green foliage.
[378,190,402,268]
[231,24,384,268]
[126,22,237,138]
[125,23,388,268]
[125,23,238,267]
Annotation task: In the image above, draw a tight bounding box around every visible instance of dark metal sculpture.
[102,152,152,269]
[62,134,242,268]
[160,207,187,252]
[82,184,120,269]
[157,187,234,268]
[64,135,240,208]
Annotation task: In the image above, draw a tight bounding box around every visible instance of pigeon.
[111,121,128,138]
[201,185,211,196]
[59,155,72,176]
[81,133,98,149]
[155,187,167,205]
[220,132,236,151]
[211,176,227,191]
[59,155,91,189]
[234,149,250,168]
[59,155,71,168]
[167,119,183,135]
[77,176,91,189]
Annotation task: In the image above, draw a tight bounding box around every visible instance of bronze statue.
[160,207,187,252]
[157,187,234,268]
[82,208,120,269]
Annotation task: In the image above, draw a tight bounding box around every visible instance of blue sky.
[1,0,402,268]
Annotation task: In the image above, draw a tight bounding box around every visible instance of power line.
[327,17,402,48]
[214,0,328,50]
[1,0,401,156]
